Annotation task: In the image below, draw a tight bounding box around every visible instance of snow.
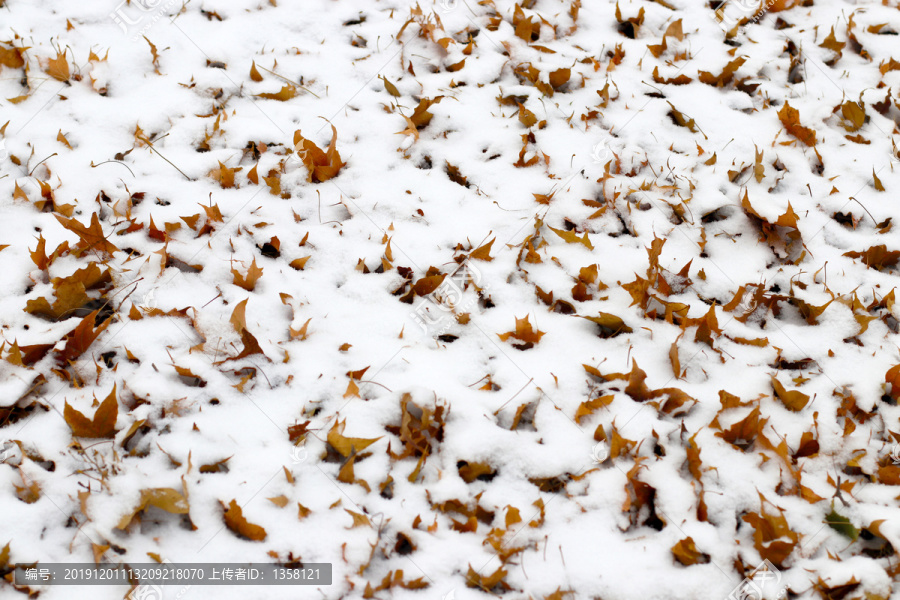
[1,0,900,598]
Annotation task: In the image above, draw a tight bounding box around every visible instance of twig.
[256,65,320,98]
[29,152,58,176]
[90,160,135,177]
[138,134,191,180]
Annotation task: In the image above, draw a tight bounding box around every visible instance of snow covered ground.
[2,0,900,598]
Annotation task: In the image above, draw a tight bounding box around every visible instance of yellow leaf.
[345,509,371,529]
[771,376,810,411]
[327,419,381,458]
[549,226,593,249]
[47,50,70,81]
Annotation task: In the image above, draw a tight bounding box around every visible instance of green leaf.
[825,508,858,541]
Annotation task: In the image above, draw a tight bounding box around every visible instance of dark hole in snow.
[259,243,280,259]
[617,22,636,39]
[100,351,116,368]
[394,533,414,555]
[438,334,458,343]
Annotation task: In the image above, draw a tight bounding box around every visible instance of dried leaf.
[778,102,817,146]
[223,499,267,541]
[64,385,118,438]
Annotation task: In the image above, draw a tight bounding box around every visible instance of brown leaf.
[498,315,545,347]
[64,385,118,438]
[886,364,900,401]
[292,125,345,183]
[580,313,633,338]
[470,238,495,261]
[574,395,613,424]
[223,499,267,541]
[116,488,190,529]
[842,245,900,271]
[466,565,508,592]
[458,461,496,483]
[249,61,263,82]
[56,309,111,364]
[548,68,570,90]
[413,274,445,296]
[777,102,817,146]
[672,537,708,566]
[209,161,242,188]
[255,84,299,101]
[698,56,745,87]
[232,257,263,291]
[55,213,119,256]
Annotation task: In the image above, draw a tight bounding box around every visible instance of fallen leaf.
[223,499,267,541]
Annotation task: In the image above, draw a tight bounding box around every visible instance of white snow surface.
[1,0,900,598]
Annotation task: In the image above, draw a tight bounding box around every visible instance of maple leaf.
[232,257,263,291]
[222,499,267,541]
[498,315,545,349]
[327,419,381,458]
[47,49,70,82]
[56,309,111,364]
[549,226,593,249]
[292,125,345,183]
[396,115,419,142]
[698,56,745,87]
[55,213,118,256]
[777,102,817,146]
[209,161,242,188]
[843,245,900,271]
[741,493,799,567]
[466,565,509,592]
[64,385,118,438]
[25,262,111,321]
[117,488,190,529]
